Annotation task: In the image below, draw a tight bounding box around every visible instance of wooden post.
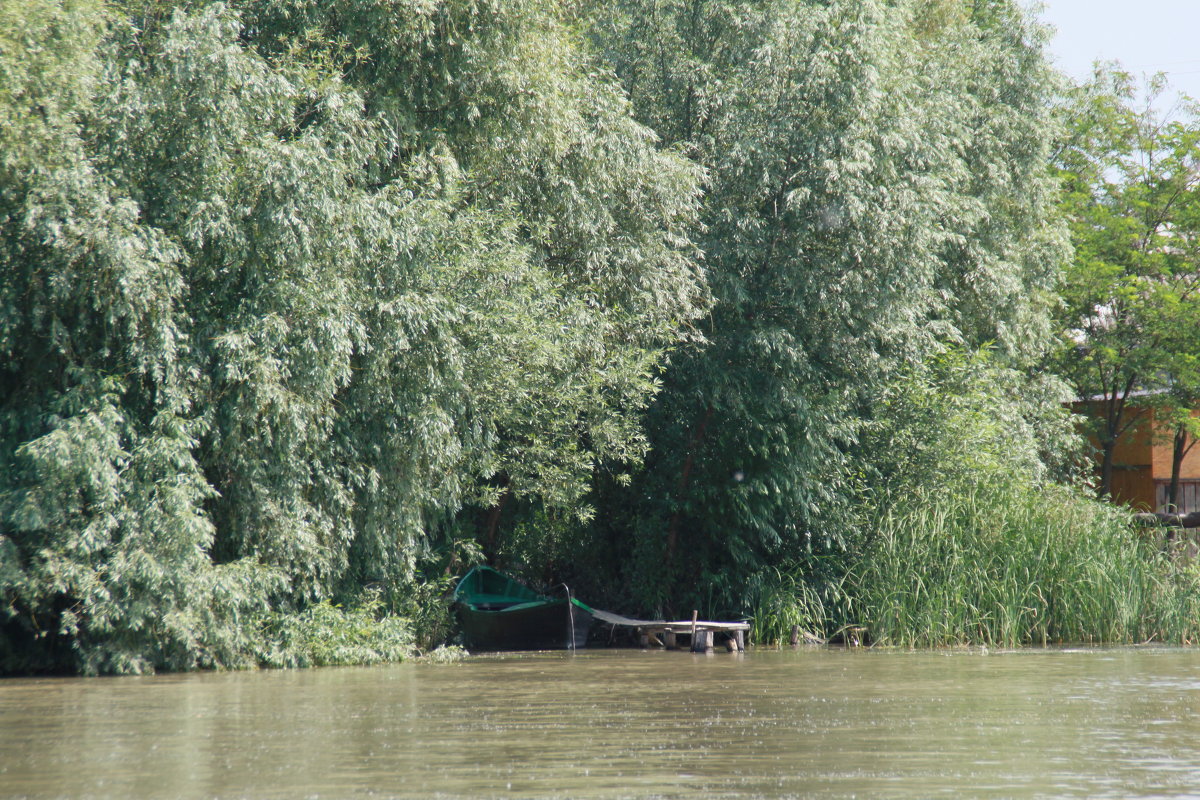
[638,631,649,648]
[789,624,799,647]
[690,610,698,649]
[664,630,677,650]
[736,630,746,651]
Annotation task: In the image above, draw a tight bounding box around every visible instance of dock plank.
[591,608,750,633]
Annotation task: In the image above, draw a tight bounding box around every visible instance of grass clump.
[744,565,839,645]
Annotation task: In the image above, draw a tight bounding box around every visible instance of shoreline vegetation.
[4,0,1200,675]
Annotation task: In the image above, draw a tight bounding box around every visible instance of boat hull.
[456,598,593,651]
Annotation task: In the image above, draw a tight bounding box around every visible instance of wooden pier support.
[589,607,750,654]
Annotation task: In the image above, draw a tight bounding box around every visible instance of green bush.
[257,591,415,668]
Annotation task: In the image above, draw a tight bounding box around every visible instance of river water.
[4,647,1200,798]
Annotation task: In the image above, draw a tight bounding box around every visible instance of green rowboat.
[453,566,593,651]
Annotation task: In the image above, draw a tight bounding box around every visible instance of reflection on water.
[4,648,1200,798]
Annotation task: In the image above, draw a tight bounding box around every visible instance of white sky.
[1034,0,1200,104]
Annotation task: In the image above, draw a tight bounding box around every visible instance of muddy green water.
[4,648,1200,798]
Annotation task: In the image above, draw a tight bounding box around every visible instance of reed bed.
[844,481,1200,648]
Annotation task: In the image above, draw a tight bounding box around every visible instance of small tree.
[1145,284,1200,510]
[1055,66,1200,500]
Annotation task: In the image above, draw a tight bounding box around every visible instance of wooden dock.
[591,608,750,652]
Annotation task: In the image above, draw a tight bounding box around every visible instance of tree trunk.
[1168,426,1188,512]
[1099,437,1115,499]
[1168,424,1199,513]
[483,483,511,565]
[666,405,713,568]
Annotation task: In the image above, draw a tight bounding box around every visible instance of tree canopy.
[1,0,705,672]
[1054,66,1200,500]
[581,0,1071,614]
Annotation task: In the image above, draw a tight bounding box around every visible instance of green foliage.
[257,591,415,669]
[239,0,708,518]
[0,0,276,675]
[839,348,1200,647]
[584,0,1069,614]
[383,569,460,654]
[1054,65,1200,497]
[1,0,704,673]
[4,0,1185,673]
[743,565,837,646]
[859,347,1084,494]
[748,346,1104,647]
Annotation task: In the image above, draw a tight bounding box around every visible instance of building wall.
[1072,402,1200,513]
[1072,401,1155,510]
[1149,409,1200,481]
[1112,467,1156,511]
[1112,407,1155,469]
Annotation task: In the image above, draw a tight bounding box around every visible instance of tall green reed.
[844,480,1200,647]
[744,565,838,645]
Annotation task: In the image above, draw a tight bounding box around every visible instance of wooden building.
[1073,399,1200,513]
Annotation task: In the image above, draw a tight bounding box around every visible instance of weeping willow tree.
[0,0,704,673]
[0,0,273,675]
[582,0,1071,616]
